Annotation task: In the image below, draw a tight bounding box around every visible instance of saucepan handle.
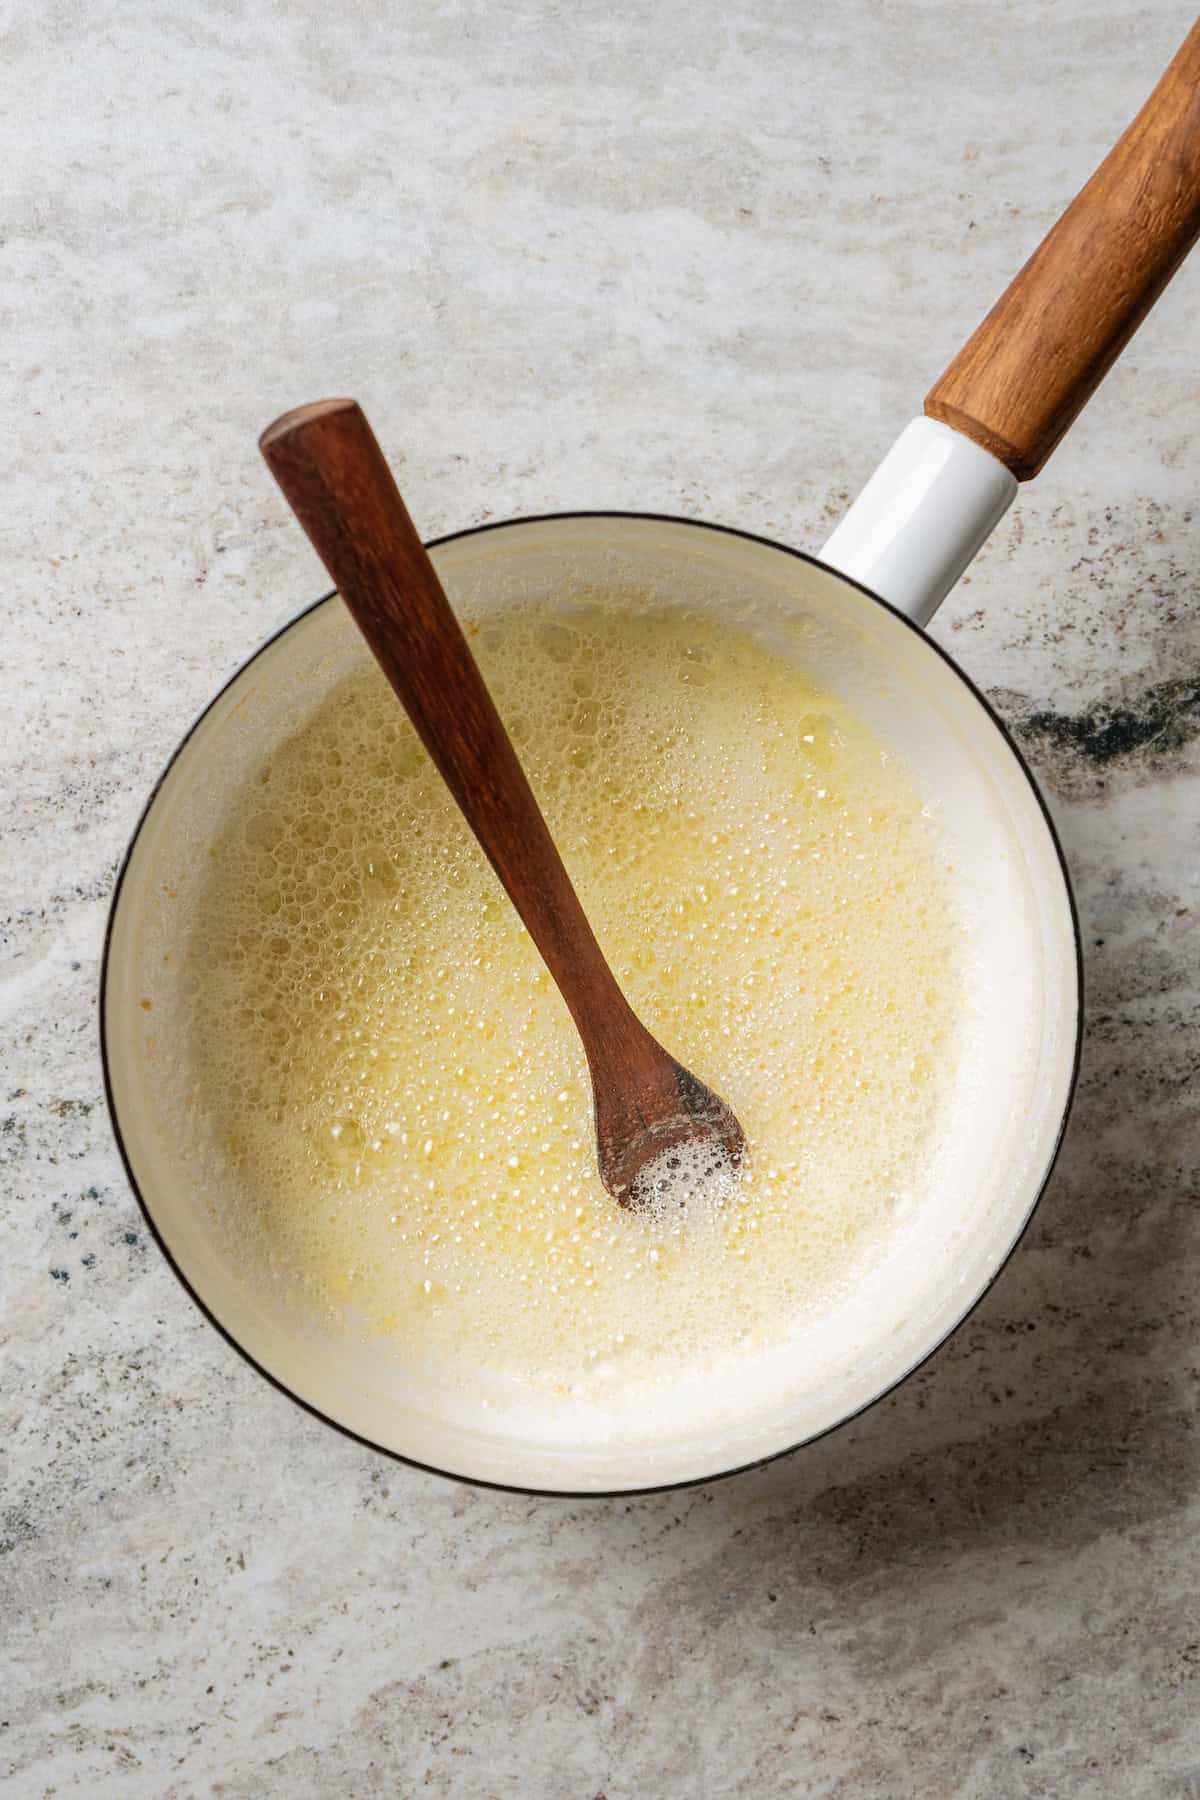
[822,19,1200,625]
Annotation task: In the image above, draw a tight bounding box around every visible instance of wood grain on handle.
[926,20,1200,480]
[259,400,636,1061]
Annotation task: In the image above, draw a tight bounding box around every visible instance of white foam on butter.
[173,599,966,1401]
[629,1137,740,1220]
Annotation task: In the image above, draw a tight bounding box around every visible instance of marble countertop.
[5,3,1200,1794]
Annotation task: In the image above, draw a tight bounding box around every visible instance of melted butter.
[180,600,963,1391]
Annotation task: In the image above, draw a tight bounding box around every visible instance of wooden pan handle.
[926,20,1200,481]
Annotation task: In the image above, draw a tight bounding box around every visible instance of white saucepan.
[102,27,1200,1492]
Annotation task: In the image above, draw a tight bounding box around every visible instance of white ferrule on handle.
[820,417,1017,627]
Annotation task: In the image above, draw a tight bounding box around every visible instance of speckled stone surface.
[4,3,1200,1794]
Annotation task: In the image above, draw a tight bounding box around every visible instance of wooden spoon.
[259,399,744,1205]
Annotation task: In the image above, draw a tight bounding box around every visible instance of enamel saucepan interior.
[102,514,1080,1493]
[102,25,1199,1492]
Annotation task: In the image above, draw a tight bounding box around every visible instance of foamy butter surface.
[181,601,963,1396]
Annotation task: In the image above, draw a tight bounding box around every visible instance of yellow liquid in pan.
[181,601,963,1392]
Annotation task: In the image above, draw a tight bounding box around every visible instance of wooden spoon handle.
[926,20,1200,480]
[259,399,632,1046]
